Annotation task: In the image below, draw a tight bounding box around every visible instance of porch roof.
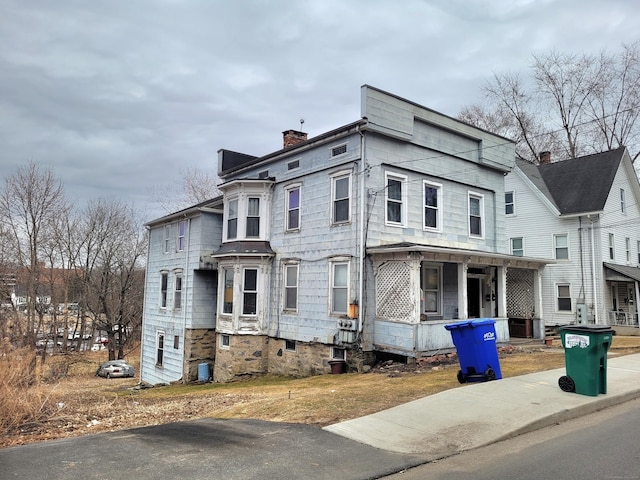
[604,262,640,282]
[367,243,551,268]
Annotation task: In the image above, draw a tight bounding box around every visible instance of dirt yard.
[2,336,639,448]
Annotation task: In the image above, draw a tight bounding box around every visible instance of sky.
[1,0,639,220]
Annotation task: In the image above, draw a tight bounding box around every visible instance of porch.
[604,262,640,329]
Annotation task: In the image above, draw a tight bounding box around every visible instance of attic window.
[331,144,347,157]
[258,170,269,179]
[287,160,299,171]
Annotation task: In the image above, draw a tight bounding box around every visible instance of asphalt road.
[0,418,427,480]
[383,397,640,480]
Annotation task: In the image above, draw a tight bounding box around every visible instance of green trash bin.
[558,324,614,396]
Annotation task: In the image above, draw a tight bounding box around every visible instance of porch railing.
[608,310,639,327]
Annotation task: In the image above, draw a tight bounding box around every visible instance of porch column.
[535,267,544,332]
[457,262,468,319]
[635,281,640,325]
[496,266,507,318]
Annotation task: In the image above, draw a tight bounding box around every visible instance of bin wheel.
[485,368,496,381]
[558,375,575,392]
[457,370,467,384]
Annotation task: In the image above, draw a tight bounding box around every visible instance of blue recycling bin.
[445,319,502,383]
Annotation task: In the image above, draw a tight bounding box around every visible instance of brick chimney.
[283,130,307,148]
[539,151,551,164]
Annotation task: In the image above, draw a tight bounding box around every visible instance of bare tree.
[461,43,640,164]
[0,162,66,349]
[149,166,221,214]
[77,199,147,360]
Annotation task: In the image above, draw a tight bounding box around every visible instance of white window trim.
[626,237,631,263]
[556,283,572,313]
[331,347,346,360]
[423,180,442,232]
[242,267,258,316]
[621,188,626,214]
[421,263,442,316]
[510,237,524,257]
[156,330,165,367]
[505,190,516,216]
[224,197,239,241]
[385,171,407,227]
[284,183,302,232]
[163,225,171,253]
[330,143,348,158]
[173,270,183,311]
[468,191,485,239]
[160,271,169,309]
[177,220,186,252]
[219,334,230,350]
[220,267,234,315]
[329,259,350,315]
[284,339,296,352]
[609,233,615,260]
[554,233,570,260]
[330,171,352,225]
[283,263,299,312]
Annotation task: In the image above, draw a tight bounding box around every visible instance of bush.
[0,342,59,436]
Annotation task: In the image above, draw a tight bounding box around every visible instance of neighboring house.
[140,85,548,384]
[505,147,640,332]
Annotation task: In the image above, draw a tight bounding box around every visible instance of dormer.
[218,178,274,243]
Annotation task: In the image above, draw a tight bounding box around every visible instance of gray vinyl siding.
[364,134,508,254]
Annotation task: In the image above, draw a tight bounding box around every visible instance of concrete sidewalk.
[324,353,640,460]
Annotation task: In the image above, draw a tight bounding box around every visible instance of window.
[242,268,258,315]
[164,225,171,253]
[385,173,406,226]
[160,272,168,308]
[557,284,571,312]
[287,159,299,171]
[173,335,179,349]
[285,339,296,352]
[222,268,234,314]
[621,188,626,213]
[286,186,300,231]
[626,237,631,262]
[227,199,238,240]
[331,173,351,224]
[637,241,640,264]
[284,264,298,311]
[421,264,441,315]
[468,193,484,237]
[330,262,349,314]
[174,273,182,310]
[505,191,515,215]
[258,170,269,179]
[332,347,346,360]
[554,234,569,260]
[177,220,186,251]
[423,181,442,231]
[220,334,230,349]
[511,237,524,257]
[609,233,615,260]
[246,198,260,237]
[331,144,347,157]
[156,331,164,366]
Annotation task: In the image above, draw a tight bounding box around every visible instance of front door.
[467,277,481,318]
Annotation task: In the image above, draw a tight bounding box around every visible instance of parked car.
[95,360,135,379]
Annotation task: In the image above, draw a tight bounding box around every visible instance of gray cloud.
[1,0,638,219]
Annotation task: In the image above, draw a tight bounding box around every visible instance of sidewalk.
[324,353,640,460]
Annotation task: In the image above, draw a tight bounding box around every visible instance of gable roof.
[517,147,626,215]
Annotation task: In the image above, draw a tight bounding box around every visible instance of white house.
[140,85,547,384]
[505,147,640,333]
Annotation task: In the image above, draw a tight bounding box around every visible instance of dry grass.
[1,336,639,448]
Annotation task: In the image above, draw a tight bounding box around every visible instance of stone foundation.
[183,328,216,382]
[213,334,269,382]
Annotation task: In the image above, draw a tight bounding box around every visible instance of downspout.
[590,216,598,324]
[357,125,366,334]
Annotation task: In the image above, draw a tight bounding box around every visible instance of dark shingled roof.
[518,147,626,215]
[212,241,275,258]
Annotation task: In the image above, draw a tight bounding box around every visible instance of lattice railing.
[506,268,534,318]
[376,261,414,320]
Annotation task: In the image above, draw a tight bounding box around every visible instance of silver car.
[95,360,135,378]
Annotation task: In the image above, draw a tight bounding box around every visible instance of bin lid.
[444,318,495,330]
[560,324,614,334]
